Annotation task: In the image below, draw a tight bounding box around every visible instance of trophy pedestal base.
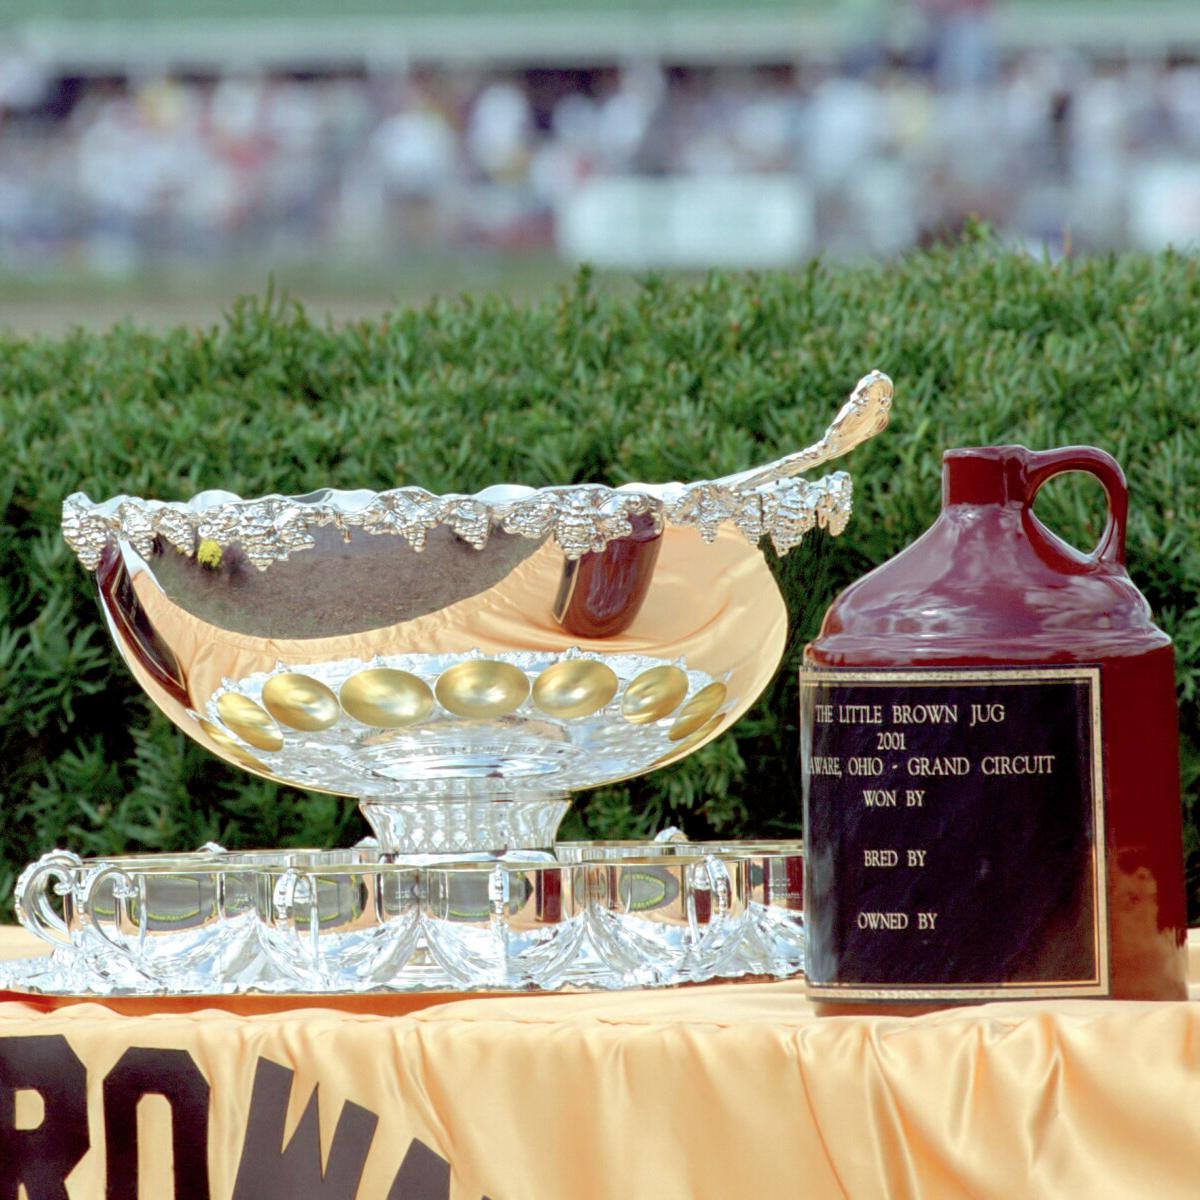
[358,793,571,858]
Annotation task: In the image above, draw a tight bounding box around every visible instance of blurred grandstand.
[2,1,1200,326]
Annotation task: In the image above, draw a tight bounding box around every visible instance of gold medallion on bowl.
[668,682,729,741]
[262,673,341,732]
[620,665,689,725]
[532,660,619,719]
[340,669,435,728]
[653,714,726,765]
[197,717,270,770]
[215,694,284,752]
[435,661,530,719]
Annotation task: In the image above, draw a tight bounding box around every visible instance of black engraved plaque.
[801,666,1106,1000]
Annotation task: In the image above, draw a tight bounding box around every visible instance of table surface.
[0,926,1197,1200]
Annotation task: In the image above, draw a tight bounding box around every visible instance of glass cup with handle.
[76,858,265,987]
[421,860,586,991]
[256,861,422,990]
[704,842,805,977]
[584,854,748,987]
[16,846,228,961]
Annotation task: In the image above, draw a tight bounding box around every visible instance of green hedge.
[3,239,1199,920]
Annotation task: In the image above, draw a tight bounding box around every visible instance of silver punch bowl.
[63,371,892,857]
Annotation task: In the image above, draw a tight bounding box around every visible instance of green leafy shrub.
[3,240,1199,920]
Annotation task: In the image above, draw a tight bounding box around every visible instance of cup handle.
[81,866,139,959]
[14,851,81,948]
[487,864,510,919]
[653,826,688,844]
[688,855,733,946]
[274,869,318,965]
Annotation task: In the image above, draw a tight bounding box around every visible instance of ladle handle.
[715,370,893,491]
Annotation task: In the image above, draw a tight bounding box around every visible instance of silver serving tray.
[8,840,805,999]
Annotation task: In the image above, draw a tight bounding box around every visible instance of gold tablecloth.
[0,927,1197,1199]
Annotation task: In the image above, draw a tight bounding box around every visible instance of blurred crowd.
[2,35,1200,273]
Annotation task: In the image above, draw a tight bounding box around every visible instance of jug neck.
[942,446,1033,508]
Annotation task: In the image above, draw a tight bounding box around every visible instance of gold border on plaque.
[800,664,1108,1000]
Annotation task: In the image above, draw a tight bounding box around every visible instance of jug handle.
[1024,446,1128,567]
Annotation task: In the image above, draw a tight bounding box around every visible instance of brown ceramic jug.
[801,445,1189,1012]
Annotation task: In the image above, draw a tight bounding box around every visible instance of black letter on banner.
[103,1047,211,1200]
[385,1138,452,1200]
[0,1034,89,1200]
[233,1058,378,1199]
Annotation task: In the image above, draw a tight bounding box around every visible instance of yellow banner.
[0,929,1197,1199]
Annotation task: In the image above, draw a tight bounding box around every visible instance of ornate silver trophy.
[10,370,891,997]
